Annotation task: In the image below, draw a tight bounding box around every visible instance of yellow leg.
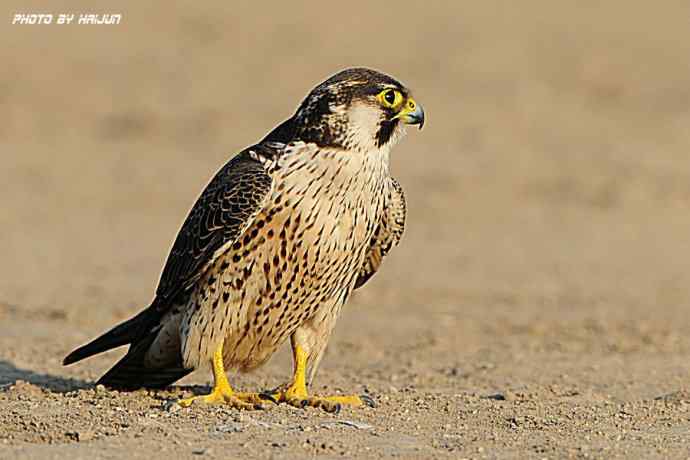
[266,345,374,413]
[178,343,264,410]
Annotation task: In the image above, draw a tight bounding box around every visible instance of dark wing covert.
[155,145,276,307]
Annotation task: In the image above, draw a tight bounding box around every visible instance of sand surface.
[2,1,690,458]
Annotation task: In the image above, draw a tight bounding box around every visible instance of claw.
[360,394,376,408]
[258,392,278,404]
[270,390,374,412]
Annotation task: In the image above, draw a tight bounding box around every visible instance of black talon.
[300,399,309,408]
[332,403,342,415]
[259,393,278,404]
[360,394,376,408]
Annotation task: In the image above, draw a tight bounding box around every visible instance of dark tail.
[64,306,191,389]
[63,308,153,365]
[96,333,192,390]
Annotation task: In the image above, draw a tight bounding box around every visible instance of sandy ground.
[2,1,690,458]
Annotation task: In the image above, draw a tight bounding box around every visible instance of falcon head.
[288,68,425,152]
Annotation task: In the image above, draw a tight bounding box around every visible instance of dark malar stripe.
[376,119,398,147]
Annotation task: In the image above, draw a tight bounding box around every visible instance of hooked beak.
[395,97,425,129]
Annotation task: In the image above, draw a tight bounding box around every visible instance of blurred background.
[2,1,690,455]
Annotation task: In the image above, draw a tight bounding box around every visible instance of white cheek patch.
[346,102,385,151]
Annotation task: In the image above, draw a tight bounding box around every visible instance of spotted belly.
[179,189,382,372]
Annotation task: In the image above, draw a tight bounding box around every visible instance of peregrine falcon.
[64,68,424,413]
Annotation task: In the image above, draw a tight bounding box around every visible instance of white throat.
[344,102,407,157]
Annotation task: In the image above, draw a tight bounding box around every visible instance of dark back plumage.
[155,147,274,306]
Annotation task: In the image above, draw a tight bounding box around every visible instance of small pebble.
[164,400,182,413]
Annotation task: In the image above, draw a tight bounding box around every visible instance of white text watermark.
[12,13,122,25]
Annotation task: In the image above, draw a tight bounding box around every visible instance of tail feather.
[63,309,153,365]
[97,334,192,389]
[64,305,191,389]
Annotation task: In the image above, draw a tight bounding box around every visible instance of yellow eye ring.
[377,89,403,109]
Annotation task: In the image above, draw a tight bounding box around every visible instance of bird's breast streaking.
[179,141,388,372]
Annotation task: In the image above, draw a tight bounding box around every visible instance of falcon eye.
[384,90,396,104]
[377,88,403,109]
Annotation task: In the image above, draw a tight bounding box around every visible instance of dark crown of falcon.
[261,67,425,152]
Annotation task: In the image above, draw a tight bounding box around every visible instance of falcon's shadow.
[0,360,90,393]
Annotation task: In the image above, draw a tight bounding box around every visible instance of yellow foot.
[262,386,375,414]
[260,345,375,413]
[178,390,265,410]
